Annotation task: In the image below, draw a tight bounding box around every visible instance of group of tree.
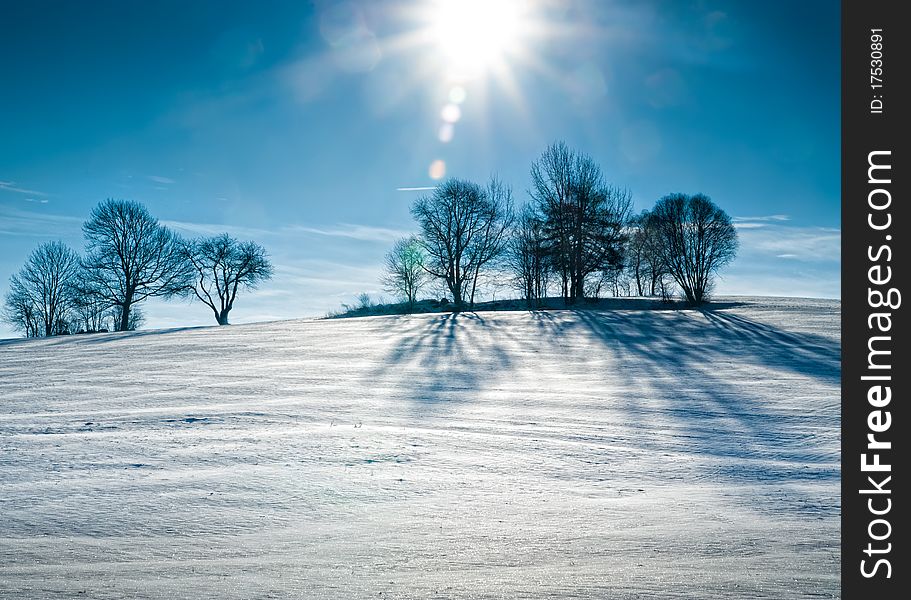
[3,199,273,337]
[383,141,738,311]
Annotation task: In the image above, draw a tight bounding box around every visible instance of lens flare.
[448,86,467,104]
[438,123,454,143]
[440,103,462,123]
[428,159,446,179]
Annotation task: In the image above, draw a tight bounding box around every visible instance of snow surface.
[0,297,840,599]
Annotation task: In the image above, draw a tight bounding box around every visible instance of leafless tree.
[648,193,738,305]
[182,234,273,325]
[466,177,514,307]
[70,277,110,332]
[82,199,191,332]
[356,292,373,310]
[508,206,550,308]
[627,210,670,297]
[383,236,430,311]
[530,142,632,304]
[411,177,513,309]
[2,241,80,337]
[3,284,41,337]
[627,211,649,297]
[108,304,145,331]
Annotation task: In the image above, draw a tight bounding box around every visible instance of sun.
[430,0,524,76]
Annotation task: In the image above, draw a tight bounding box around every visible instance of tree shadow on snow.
[364,312,514,411]
[547,308,840,484]
[362,304,840,488]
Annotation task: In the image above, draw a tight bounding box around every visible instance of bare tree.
[648,193,738,305]
[467,177,514,307]
[627,209,670,297]
[3,284,41,338]
[2,241,80,337]
[411,177,513,310]
[530,142,632,304]
[108,304,145,331]
[82,199,191,332]
[383,236,429,311]
[71,277,110,332]
[182,234,273,325]
[508,206,550,308]
[627,211,649,297]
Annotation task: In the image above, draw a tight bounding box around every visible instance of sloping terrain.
[0,297,840,599]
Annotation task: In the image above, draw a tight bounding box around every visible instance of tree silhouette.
[627,209,670,297]
[182,234,273,325]
[530,142,631,303]
[82,199,190,332]
[2,241,80,337]
[648,193,738,304]
[412,177,513,309]
[383,236,430,311]
[508,206,550,308]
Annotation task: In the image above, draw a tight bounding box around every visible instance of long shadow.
[699,309,840,383]
[364,312,514,411]
[369,305,840,492]
[547,308,840,484]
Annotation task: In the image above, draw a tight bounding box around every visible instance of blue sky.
[0,0,840,337]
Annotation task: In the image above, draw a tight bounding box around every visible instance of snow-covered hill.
[0,297,840,599]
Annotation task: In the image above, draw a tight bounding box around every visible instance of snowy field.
[0,297,840,599]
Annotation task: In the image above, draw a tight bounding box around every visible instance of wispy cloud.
[163,219,410,244]
[0,180,48,197]
[732,214,791,229]
[396,186,437,192]
[738,223,839,262]
[286,223,410,243]
[161,219,275,239]
[147,175,176,184]
[0,205,82,238]
[733,214,790,222]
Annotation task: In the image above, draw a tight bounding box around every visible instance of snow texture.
[0,297,840,599]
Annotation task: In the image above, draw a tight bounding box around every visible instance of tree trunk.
[469,274,479,309]
[120,296,132,332]
[217,308,230,325]
[683,287,697,305]
[634,261,643,296]
[451,283,463,311]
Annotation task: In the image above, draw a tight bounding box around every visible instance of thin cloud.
[737,224,839,262]
[733,214,790,222]
[396,186,437,192]
[0,180,48,196]
[162,219,410,244]
[287,223,409,243]
[0,205,82,237]
[161,219,275,239]
[147,175,176,184]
